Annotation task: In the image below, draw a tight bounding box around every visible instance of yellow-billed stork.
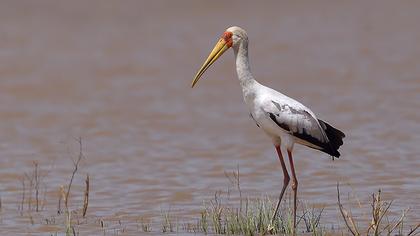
[191,26,345,231]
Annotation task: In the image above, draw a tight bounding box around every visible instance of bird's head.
[191,26,248,88]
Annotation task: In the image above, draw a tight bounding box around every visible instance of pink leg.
[271,145,290,224]
[287,149,298,232]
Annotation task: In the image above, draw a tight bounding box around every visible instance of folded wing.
[265,100,345,157]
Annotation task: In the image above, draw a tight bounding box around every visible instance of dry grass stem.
[65,137,84,209]
[34,161,39,212]
[60,185,67,212]
[224,165,242,213]
[57,186,62,215]
[388,208,409,234]
[82,174,89,218]
[337,182,420,236]
[139,217,152,232]
[161,209,175,233]
[301,202,324,234]
[408,223,420,236]
[20,177,25,215]
[24,172,33,211]
[20,161,47,213]
[337,182,360,236]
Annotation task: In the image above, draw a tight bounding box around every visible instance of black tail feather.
[318,119,345,158]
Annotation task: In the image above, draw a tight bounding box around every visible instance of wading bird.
[191,26,345,232]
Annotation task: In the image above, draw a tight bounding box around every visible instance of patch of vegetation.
[12,154,420,235]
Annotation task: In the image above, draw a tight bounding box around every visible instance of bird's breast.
[245,94,293,144]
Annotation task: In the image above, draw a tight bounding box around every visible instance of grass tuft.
[139,217,152,232]
[337,182,420,236]
[195,169,313,236]
[161,209,175,233]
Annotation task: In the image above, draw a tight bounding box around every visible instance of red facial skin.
[222,31,233,47]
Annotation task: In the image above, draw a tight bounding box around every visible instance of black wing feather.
[317,119,345,157]
[268,101,345,158]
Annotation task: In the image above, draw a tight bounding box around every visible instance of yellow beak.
[191,38,230,88]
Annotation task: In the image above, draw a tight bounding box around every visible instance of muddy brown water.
[0,1,419,234]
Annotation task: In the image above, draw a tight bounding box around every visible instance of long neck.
[233,40,255,87]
